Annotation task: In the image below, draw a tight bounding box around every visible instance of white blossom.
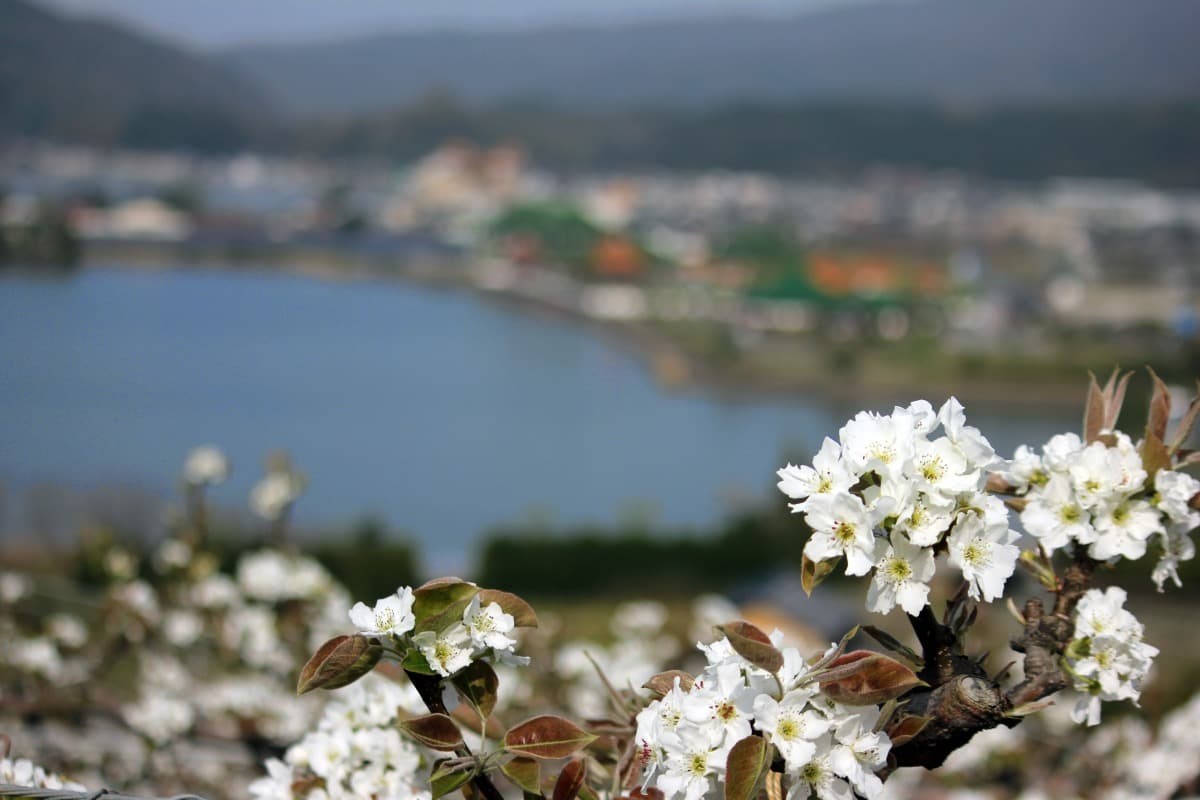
[947,513,1021,602]
[866,533,935,616]
[348,588,416,638]
[183,445,230,486]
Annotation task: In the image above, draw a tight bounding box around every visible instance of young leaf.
[715,621,784,674]
[296,635,382,695]
[1083,372,1106,443]
[1140,430,1171,480]
[478,588,540,628]
[1006,698,1056,719]
[452,659,500,720]
[801,554,840,596]
[1147,367,1172,443]
[818,651,926,705]
[723,735,768,800]
[501,756,542,794]
[1170,396,1200,456]
[642,670,694,697]
[884,714,931,747]
[504,715,598,760]
[430,759,474,800]
[399,713,465,751]
[413,578,480,633]
[1105,370,1133,430]
[552,758,588,800]
[860,626,923,669]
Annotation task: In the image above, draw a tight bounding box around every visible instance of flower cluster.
[1007,431,1200,589]
[0,756,85,792]
[250,674,431,800]
[349,584,526,677]
[778,398,1019,614]
[636,632,891,800]
[1065,587,1158,727]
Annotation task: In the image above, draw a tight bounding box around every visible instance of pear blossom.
[1021,474,1094,552]
[778,438,856,510]
[947,513,1021,602]
[1154,469,1200,527]
[866,533,935,616]
[685,662,756,743]
[656,723,729,800]
[349,588,416,638]
[754,690,831,768]
[1066,588,1158,726]
[838,411,916,479]
[462,594,518,653]
[1089,499,1160,561]
[937,396,999,467]
[830,708,891,800]
[786,737,854,800]
[413,623,473,677]
[804,493,884,576]
[183,445,229,486]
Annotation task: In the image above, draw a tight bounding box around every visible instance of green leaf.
[861,626,923,668]
[499,758,542,796]
[715,621,783,674]
[723,735,768,800]
[452,660,499,720]
[501,756,542,794]
[642,670,694,697]
[413,577,479,633]
[398,713,464,751]
[478,588,539,628]
[801,554,840,596]
[504,715,597,760]
[401,647,437,675]
[817,651,926,706]
[552,758,587,800]
[430,759,474,800]
[296,635,381,695]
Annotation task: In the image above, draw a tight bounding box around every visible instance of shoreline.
[73,244,1098,412]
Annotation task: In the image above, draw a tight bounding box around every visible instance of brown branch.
[405,669,506,800]
[887,551,1097,771]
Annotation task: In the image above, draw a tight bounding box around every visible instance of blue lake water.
[0,266,1076,570]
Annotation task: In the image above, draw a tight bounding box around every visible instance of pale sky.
[41,0,875,48]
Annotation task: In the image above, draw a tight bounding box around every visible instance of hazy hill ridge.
[0,0,275,147]
[223,0,1200,115]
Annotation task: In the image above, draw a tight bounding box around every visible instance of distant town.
[3,140,1198,400]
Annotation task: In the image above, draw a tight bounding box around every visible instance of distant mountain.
[0,0,276,150]
[224,0,1200,116]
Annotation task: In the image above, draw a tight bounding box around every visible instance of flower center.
[376,608,395,630]
[472,612,495,632]
[688,753,708,776]
[920,457,944,482]
[834,521,857,544]
[882,557,912,583]
[777,716,801,740]
[1060,504,1081,523]
[962,539,990,567]
[715,701,738,722]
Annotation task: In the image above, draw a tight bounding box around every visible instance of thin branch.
[405,670,506,800]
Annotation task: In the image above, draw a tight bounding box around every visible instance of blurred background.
[2,2,1200,798]
[2,0,1200,585]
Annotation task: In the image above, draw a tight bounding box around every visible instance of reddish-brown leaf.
[801,554,840,596]
[504,715,597,760]
[884,714,931,747]
[452,659,500,720]
[724,735,768,800]
[1083,372,1106,443]
[716,621,784,674]
[818,651,925,706]
[553,758,588,800]
[642,670,695,697]
[478,588,540,628]
[1171,396,1200,455]
[1105,370,1133,430]
[398,713,464,751]
[296,635,381,695]
[1147,367,1172,443]
[413,578,479,633]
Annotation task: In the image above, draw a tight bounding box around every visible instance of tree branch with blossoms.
[268,368,1200,800]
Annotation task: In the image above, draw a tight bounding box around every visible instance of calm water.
[0,266,1075,569]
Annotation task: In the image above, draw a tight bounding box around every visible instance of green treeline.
[295,98,1200,186]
